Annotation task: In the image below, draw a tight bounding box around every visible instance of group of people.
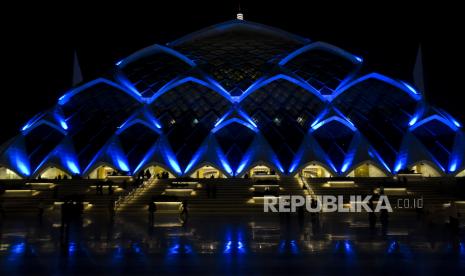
[95,181,114,195]
[136,170,171,180]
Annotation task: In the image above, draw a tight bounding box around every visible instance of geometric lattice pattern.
[1,20,464,178]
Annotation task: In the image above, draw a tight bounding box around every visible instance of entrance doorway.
[190,165,225,178]
[88,165,117,179]
[300,163,332,178]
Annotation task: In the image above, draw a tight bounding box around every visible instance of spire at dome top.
[236,1,244,20]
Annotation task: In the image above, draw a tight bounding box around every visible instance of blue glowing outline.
[183,144,207,174]
[239,74,326,102]
[114,45,196,97]
[58,78,143,106]
[1,137,31,177]
[217,147,234,175]
[278,42,364,92]
[211,118,258,133]
[436,108,462,128]
[21,112,43,132]
[310,116,357,132]
[21,119,67,136]
[235,159,285,177]
[31,138,81,176]
[149,76,233,104]
[449,156,459,173]
[133,136,182,175]
[409,114,459,132]
[116,44,196,68]
[279,41,363,66]
[116,118,162,135]
[408,103,425,127]
[82,137,130,176]
[369,147,392,173]
[331,73,423,102]
[340,146,356,174]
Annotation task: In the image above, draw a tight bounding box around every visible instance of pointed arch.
[0,166,22,179]
[135,162,177,178]
[187,162,229,178]
[456,169,465,177]
[290,161,336,178]
[345,160,390,177]
[85,162,121,179]
[35,164,71,179]
[236,161,284,178]
[407,160,444,177]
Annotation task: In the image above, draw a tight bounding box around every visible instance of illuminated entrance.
[300,163,332,178]
[88,165,118,179]
[144,165,175,178]
[346,163,387,177]
[0,167,22,179]
[190,165,225,178]
[409,162,441,177]
[39,167,70,179]
[247,165,278,176]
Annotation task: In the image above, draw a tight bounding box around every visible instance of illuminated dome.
[1,20,464,179]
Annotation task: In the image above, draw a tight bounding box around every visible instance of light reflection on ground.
[0,213,464,275]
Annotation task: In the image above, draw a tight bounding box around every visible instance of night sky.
[1,1,463,143]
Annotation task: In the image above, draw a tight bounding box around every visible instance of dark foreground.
[1,211,464,275]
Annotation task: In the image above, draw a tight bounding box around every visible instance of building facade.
[1,20,464,179]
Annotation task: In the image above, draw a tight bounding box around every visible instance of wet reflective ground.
[1,212,464,275]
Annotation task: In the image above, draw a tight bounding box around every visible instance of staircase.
[116,177,307,216]
[116,178,160,214]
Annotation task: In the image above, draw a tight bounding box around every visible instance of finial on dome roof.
[236,2,244,20]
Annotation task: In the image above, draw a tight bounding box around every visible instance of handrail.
[114,178,154,211]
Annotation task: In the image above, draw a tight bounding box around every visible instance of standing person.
[53,185,59,199]
[108,181,114,195]
[148,201,156,226]
[38,201,45,224]
[380,209,389,235]
[180,200,188,223]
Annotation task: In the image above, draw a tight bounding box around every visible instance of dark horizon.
[1,0,464,142]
